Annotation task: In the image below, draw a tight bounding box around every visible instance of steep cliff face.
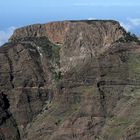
[0,20,140,140]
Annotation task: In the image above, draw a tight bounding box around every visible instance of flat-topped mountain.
[0,20,140,140]
[10,20,124,45]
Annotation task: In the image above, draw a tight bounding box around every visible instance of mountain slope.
[0,20,140,140]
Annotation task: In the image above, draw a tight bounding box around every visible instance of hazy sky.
[0,0,140,45]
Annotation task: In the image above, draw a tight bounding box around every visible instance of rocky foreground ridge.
[0,20,140,140]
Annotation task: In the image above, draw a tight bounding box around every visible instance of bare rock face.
[0,20,140,140]
[10,20,125,45]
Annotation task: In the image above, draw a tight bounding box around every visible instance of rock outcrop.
[0,20,140,140]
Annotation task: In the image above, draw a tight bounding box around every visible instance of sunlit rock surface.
[0,20,140,140]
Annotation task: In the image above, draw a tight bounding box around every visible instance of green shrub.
[115,32,140,44]
[51,45,60,65]
[53,71,61,82]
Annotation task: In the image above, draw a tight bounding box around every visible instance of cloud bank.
[120,18,140,33]
[0,27,16,46]
[88,17,96,20]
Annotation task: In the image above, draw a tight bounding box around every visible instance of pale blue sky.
[0,0,140,45]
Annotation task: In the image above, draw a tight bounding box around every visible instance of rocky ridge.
[0,20,140,140]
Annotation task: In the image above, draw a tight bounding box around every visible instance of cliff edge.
[0,20,140,140]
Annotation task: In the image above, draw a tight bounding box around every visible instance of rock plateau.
[0,20,140,140]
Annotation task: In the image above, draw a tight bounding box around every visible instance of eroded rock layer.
[0,20,140,140]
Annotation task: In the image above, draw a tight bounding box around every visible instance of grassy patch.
[30,37,62,82]
[106,117,132,139]
[128,53,140,80]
